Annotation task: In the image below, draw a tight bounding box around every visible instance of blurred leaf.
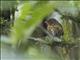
[10,1,55,47]
[62,18,73,42]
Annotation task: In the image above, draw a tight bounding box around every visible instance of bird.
[42,18,64,38]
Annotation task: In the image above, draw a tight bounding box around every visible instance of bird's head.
[43,18,64,37]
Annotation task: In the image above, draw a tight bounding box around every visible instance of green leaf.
[10,1,55,47]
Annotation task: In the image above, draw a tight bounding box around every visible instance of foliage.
[10,1,55,47]
[0,1,18,10]
[1,1,80,60]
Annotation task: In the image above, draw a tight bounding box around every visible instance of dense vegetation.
[1,1,80,60]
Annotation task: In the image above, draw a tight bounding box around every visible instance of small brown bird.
[42,18,64,38]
